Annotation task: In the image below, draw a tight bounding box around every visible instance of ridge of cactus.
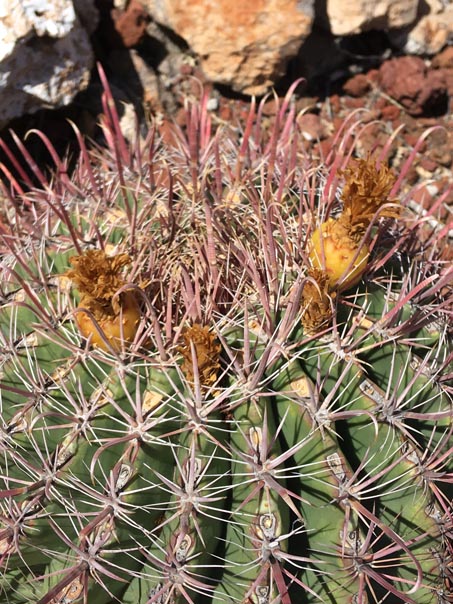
[0,72,452,604]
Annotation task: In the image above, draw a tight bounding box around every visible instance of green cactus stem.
[0,72,451,604]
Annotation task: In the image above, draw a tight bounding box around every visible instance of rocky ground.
[1,4,452,224]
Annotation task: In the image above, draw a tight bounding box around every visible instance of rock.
[378,56,447,116]
[432,46,453,69]
[326,0,418,35]
[0,0,94,128]
[297,113,327,141]
[342,74,371,97]
[439,68,453,101]
[142,0,314,96]
[111,0,150,48]
[389,0,453,55]
[74,0,100,34]
[380,104,401,122]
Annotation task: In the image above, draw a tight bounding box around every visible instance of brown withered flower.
[66,250,141,351]
[178,324,221,390]
[67,250,131,317]
[301,269,334,335]
[337,157,400,243]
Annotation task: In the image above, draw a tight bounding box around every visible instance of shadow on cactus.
[0,71,452,604]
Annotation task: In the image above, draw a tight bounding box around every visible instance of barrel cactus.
[0,77,452,604]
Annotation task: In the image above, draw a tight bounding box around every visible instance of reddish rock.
[328,94,341,114]
[403,133,426,152]
[261,97,283,117]
[410,182,451,222]
[314,137,335,160]
[439,68,453,96]
[432,46,453,69]
[418,157,438,173]
[374,97,388,111]
[411,183,437,209]
[343,96,366,110]
[378,56,447,116]
[354,122,387,156]
[297,113,326,141]
[380,104,401,121]
[332,116,345,133]
[157,117,179,148]
[438,179,453,207]
[217,101,233,123]
[343,73,371,97]
[366,68,380,85]
[404,165,419,186]
[111,0,150,48]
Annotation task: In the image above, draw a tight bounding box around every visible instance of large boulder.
[389,0,453,55]
[325,0,419,35]
[0,0,96,128]
[143,0,315,96]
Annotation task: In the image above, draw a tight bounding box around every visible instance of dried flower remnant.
[337,158,399,242]
[178,324,221,389]
[67,250,141,351]
[50,577,84,603]
[301,269,333,335]
[309,158,400,291]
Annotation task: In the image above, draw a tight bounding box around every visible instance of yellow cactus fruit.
[67,250,141,351]
[309,157,399,292]
[309,219,370,292]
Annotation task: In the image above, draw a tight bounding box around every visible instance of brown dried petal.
[178,324,221,389]
[301,269,333,335]
[67,250,131,316]
[338,157,400,240]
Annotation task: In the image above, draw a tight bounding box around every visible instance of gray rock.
[0,0,96,128]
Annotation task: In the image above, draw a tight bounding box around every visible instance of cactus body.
[0,80,452,604]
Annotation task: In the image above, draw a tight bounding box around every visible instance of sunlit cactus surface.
[0,76,452,604]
